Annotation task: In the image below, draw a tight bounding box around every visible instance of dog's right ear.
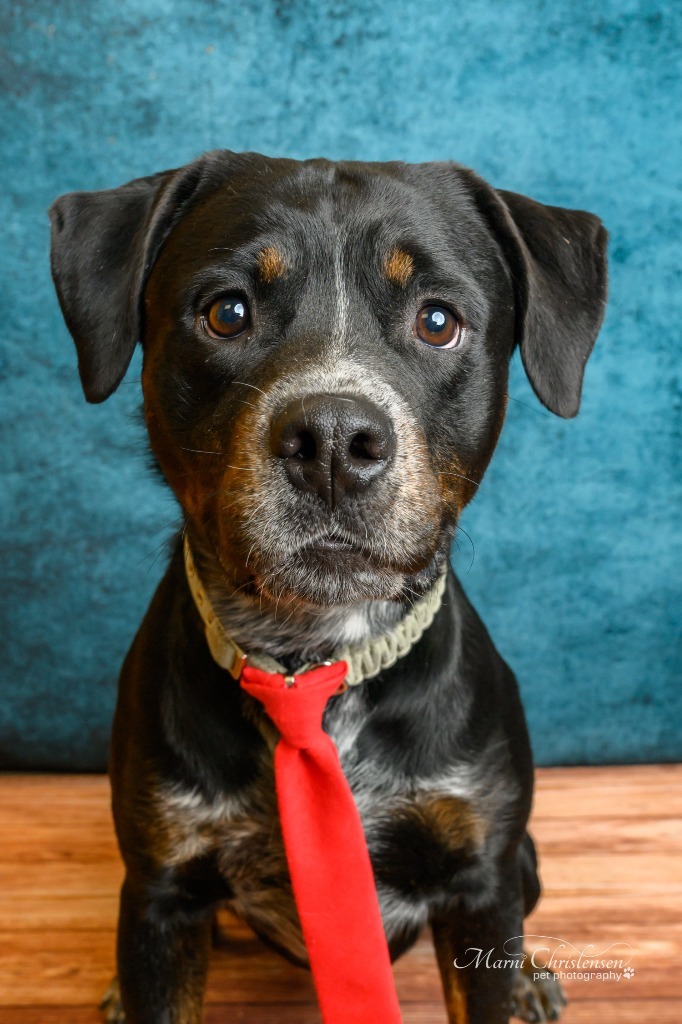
[49,159,208,402]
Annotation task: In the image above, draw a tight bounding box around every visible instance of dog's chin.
[254,544,407,607]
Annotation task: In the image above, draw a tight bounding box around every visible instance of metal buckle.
[228,647,248,681]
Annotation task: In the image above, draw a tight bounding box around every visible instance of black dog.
[50,151,607,1024]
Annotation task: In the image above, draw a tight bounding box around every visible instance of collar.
[183,534,447,687]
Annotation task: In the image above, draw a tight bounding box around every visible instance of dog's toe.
[510,959,567,1022]
[100,977,126,1023]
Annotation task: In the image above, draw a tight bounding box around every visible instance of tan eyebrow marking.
[384,248,414,287]
[257,246,286,283]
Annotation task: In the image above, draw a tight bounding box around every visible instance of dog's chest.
[157,689,487,961]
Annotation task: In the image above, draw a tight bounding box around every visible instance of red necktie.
[240,661,403,1024]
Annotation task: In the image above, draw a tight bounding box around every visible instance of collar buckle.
[228,648,248,681]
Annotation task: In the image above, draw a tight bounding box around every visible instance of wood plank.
[532,765,682,819]
[1,1003,682,1024]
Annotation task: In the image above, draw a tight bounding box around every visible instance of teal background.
[1,0,680,769]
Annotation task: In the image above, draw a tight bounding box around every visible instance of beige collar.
[184,535,447,687]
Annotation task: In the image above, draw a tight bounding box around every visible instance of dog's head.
[50,152,607,607]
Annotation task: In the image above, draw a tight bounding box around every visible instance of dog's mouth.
[306,534,366,556]
[309,536,360,552]
[241,527,435,607]
[293,534,377,581]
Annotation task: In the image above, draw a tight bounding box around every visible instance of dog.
[50,151,607,1024]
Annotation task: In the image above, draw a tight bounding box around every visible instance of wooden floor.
[0,765,680,1022]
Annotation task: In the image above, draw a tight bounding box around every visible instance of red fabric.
[241,662,403,1024]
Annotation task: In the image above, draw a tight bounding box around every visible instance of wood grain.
[0,766,679,1022]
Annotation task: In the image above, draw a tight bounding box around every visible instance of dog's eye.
[414,305,461,348]
[203,296,250,339]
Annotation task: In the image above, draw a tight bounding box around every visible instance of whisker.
[455,523,476,574]
[508,394,552,418]
[439,470,481,488]
[232,380,267,397]
[178,446,257,472]
[245,540,258,568]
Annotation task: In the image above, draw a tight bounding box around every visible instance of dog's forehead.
[157,157,495,302]
[199,157,437,227]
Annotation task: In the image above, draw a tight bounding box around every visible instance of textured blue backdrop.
[1,0,680,770]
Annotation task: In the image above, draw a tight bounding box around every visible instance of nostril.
[296,430,317,460]
[348,431,388,463]
[278,427,318,460]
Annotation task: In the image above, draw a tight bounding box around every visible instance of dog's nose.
[271,394,395,507]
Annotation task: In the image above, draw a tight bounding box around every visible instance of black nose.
[271,394,395,507]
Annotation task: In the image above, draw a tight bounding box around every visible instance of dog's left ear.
[466,176,608,417]
[49,157,209,403]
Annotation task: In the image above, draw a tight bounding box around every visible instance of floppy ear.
[49,158,208,402]
[464,175,608,417]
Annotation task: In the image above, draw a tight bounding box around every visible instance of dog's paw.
[510,958,567,1022]
[100,977,126,1023]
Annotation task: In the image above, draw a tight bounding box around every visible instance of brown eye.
[414,305,461,348]
[203,295,250,338]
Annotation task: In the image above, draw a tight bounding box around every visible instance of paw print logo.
[623,967,635,979]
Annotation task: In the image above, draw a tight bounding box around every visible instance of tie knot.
[240,661,349,749]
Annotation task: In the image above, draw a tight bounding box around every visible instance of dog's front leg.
[430,875,524,1024]
[114,873,212,1024]
[431,913,520,1024]
[431,897,565,1024]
